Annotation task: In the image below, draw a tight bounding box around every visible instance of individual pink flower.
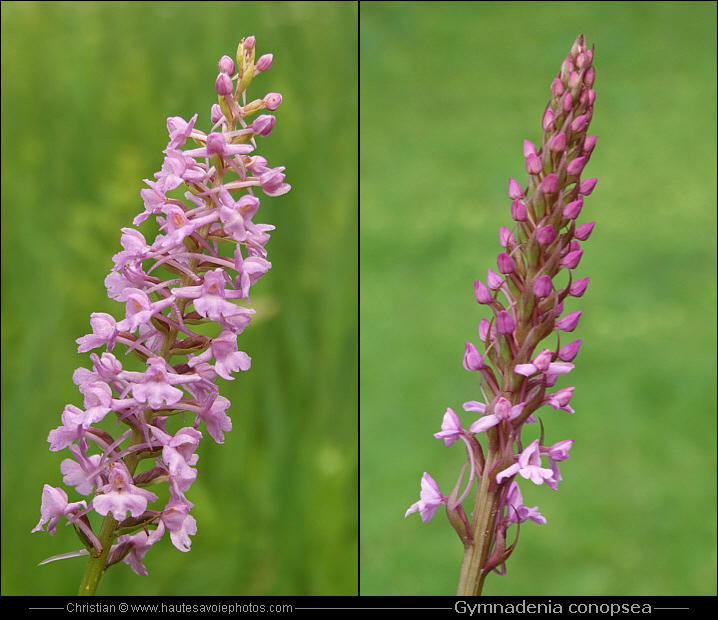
[120,521,166,577]
[218,188,260,242]
[130,357,188,410]
[116,288,174,334]
[92,463,158,521]
[545,386,576,413]
[209,330,252,378]
[61,445,103,495]
[234,249,271,300]
[32,485,87,535]
[173,269,245,324]
[496,440,554,486]
[543,440,575,490]
[166,114,198,149]
[433,408,465,447]
[504,481,546,525]
[159,427,201,491]
[405,473,447,524]
[162,498,198,552]
[514,349,574,378]
[259,165,291,196]
[76,313,119,353]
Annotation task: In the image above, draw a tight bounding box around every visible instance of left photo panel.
[2,0,358,596]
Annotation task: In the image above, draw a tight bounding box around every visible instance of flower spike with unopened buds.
[33,36,290,596]
[406,34,597,596]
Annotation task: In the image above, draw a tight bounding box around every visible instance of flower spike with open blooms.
[33,36,290,596]
[406,34,597,596]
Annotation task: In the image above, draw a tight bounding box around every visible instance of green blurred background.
[2,1,357,596]
[361,1,716,596]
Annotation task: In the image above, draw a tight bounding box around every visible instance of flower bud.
[583,135,597,154]
[525,152,542,175]
[263,92,282,110]
[570,114,588,133]
[579,178,597,195]
[574,221,595,241]
[511,199,528,221]
[487,269,504,290]
[499,226,516,248]
[549,132,566,153]
[563,197,583,219]
[215,73,233,96]
[478,318,492,342]
[570,34,585,59]
[584,67,596,87]
[559,339,582,361]
[210,104,224,124]
[255,53,273,72]
[252,114,275,137]
[542,106,555,131]
[580,88,596,107]
[243,36,255,52]
[474,279,493,304]
[539,173,558,194]
[508,178,525,200]
[536,225,556,245]
[567,156,587,176]
[561,249,583,269]
[556,310,581,332]
[569,277,590,297]
[463,342,485,371]
[568,71,581,92]
[497,251,516,274]
[218,55,235,76]
[533,275,553,298]
[496,310,516,335]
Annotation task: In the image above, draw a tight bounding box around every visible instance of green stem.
[77,424,149,595]
[456,448,503,596]
[77,513,118,596]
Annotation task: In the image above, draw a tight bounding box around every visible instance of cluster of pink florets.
[33,36,290,577]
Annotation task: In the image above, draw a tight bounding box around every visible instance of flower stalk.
[32,36,290,595]
[406,34,597,595]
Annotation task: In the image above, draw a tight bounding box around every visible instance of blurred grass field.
[1,1,357,596]
[360,1,716,596]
